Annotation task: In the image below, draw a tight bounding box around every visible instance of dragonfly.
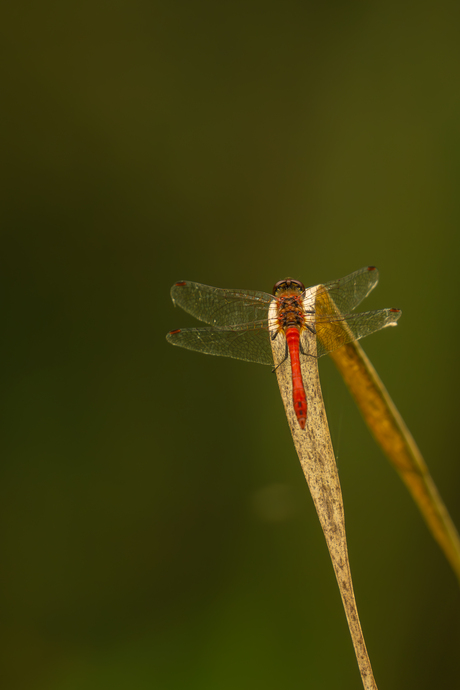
[166,266,401,430]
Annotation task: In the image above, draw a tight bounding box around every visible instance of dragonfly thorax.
[273,279,307,332]
[276,294,306,332]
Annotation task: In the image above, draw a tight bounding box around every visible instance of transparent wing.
[170,281,272,327]
[304,266,380,314]
[314,308,402,358]
[166,322,274,365]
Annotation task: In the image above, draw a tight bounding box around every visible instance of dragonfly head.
[272,278,305,296]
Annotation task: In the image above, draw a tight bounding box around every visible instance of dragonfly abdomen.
[285,327,307,430]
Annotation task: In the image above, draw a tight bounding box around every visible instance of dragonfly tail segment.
[285,327,307,430]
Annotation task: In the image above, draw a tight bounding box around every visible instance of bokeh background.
[2,1,460,689]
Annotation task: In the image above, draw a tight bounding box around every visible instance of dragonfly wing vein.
[315,308,402,357]
[166,324,274,365]
[303,266,380,315]
[170,281,272,326]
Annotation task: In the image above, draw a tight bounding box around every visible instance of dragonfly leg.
[299,335,317,360]
[272,338,289,373]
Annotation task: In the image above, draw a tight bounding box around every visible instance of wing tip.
[385,308,402,327]
[366,265,379,283]
[166,329,181,343]
[170,280,189,305]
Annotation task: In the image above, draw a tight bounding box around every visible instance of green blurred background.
[2,1,460,688]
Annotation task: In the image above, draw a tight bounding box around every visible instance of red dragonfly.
[166,267,401,429]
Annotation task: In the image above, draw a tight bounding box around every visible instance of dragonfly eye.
[273,278,306,295]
